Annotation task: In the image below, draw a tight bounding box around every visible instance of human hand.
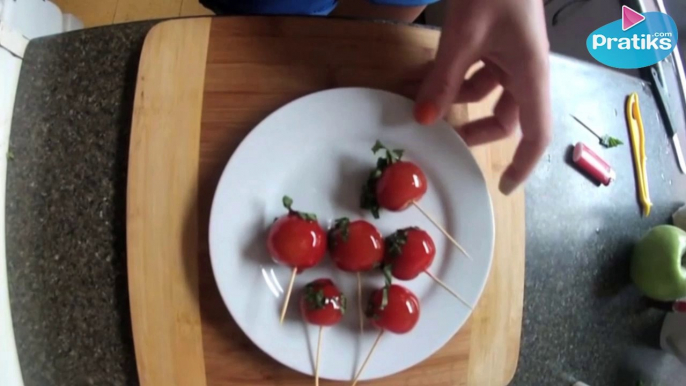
[414,0,552,195]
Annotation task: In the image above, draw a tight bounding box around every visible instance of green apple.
[631,225,686,301]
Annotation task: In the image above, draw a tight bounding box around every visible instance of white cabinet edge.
[0,45,25,386]
[0,22,27,58]
[1,2,85,384]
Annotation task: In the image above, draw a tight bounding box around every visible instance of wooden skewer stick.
[351,330,384,386]
[357,272,364,334]
[280,267,297,325]
[424,270,472,310]
[315,326,323,386]
[412,201,473,261]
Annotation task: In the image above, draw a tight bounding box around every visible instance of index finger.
[499,56,552,195]
[414,1,486,124]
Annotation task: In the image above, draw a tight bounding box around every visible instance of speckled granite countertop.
[7,18,686,386]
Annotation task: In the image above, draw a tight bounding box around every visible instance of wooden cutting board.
[127,16,524,386]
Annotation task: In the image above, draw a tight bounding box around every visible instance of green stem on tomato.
[360,140,405,219]
[379,264,394,311]
[328,217,350,248]
[385,228,410,258]
[281,195,317,221]
[304,284,327,310]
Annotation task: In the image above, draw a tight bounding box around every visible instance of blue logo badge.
[586,9,678,69]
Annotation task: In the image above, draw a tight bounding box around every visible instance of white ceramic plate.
[209,88,494,381]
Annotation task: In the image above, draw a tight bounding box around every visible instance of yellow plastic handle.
[626,93,652,217]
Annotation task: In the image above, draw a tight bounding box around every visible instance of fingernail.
[499,176,519,195]
[414,101,439,126]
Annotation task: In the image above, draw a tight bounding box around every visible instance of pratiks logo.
[586,6,678,69]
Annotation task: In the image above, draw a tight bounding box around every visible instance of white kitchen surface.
[0,43,24,386]
[1,2,83,385]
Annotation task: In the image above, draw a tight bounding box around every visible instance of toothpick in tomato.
[352,284,420,385]
[268,195,327,325]
[383,227,435,281]
[382,227,472,309]
[360,140,473,260]
[300,279,346,386]
[329,217,384,333]
[366,284,420,334]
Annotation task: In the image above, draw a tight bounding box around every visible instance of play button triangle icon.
[622,5,645,31]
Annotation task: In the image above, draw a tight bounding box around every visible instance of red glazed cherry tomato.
[267,196,327,271]
[376,161,427,212]
[360,141,427,218]
[366,284,420,334]
[384,227,435,280]
[300,278,346,326]
[329,218,384,272]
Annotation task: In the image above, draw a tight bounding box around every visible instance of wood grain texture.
[180,0,214,16]
[127,18,211,386]
[113,0,183,23]
[53,0,212,27]
[467,89,525,386]
[52,0,119,27]
[129,16,524,386]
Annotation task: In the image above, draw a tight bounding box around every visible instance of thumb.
[414,15,482,125]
